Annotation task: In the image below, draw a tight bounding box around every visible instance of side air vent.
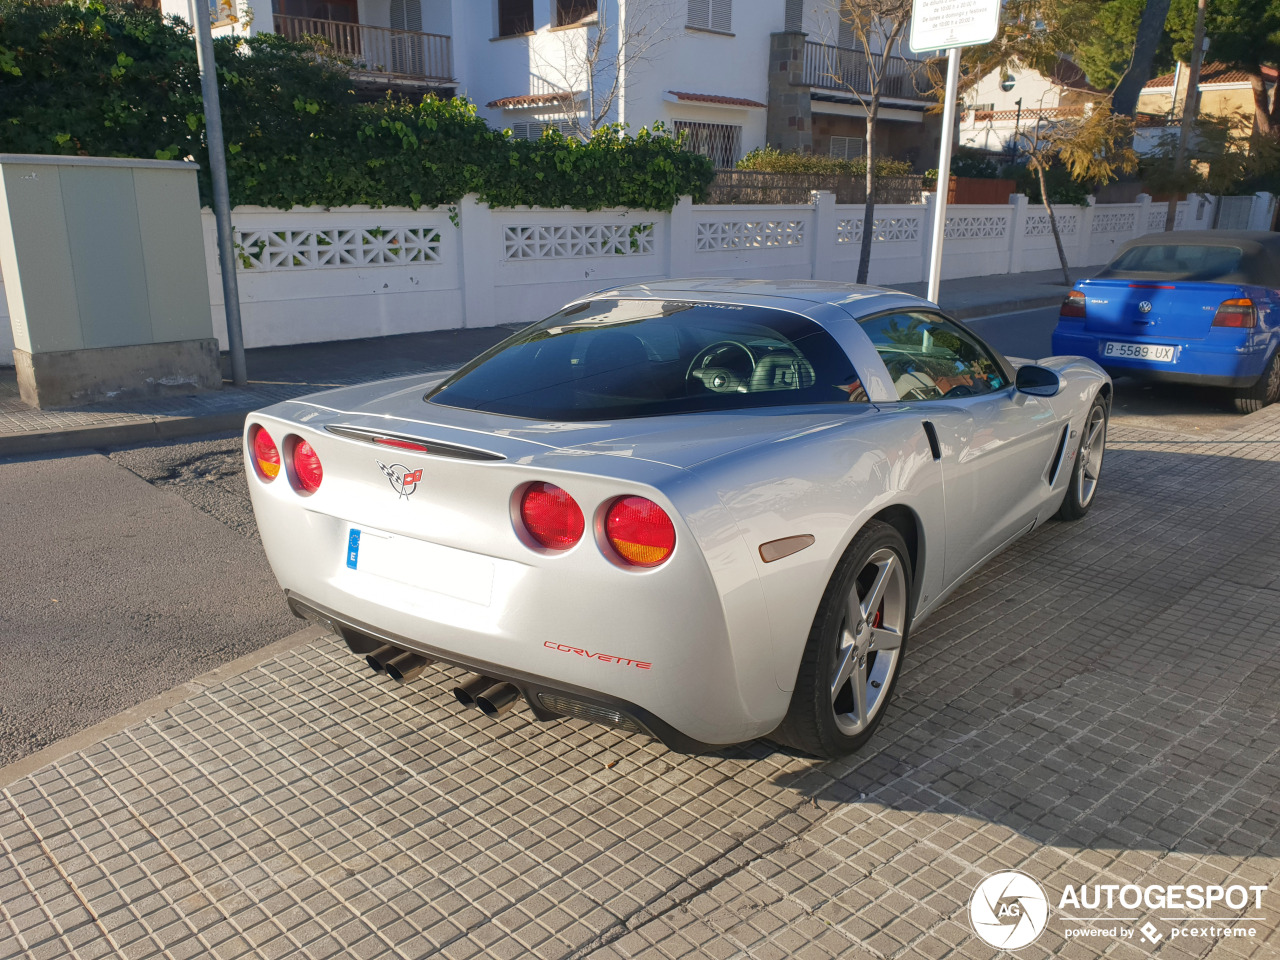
[1046,424,1071,485]
[325,424,505,461]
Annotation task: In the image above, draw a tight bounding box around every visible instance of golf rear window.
[1108,244,1243,280]
[426,299,865,420]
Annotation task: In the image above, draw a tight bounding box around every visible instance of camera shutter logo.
[969,871,1050,950]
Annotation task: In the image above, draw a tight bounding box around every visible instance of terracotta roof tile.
[1146,62,1265,90]
[487,92,581,109]
[668,91,766,108]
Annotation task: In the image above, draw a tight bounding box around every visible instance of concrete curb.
[0,624,326,790]
[0,409,251,458]
[947,295,1065,321]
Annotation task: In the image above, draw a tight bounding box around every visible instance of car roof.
[1098,230,1280,286]
[578,278,933,319]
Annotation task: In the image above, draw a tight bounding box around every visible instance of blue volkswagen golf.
[1051,230,1280,412]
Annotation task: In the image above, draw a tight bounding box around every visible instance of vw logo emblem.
[1138,300,1153,314]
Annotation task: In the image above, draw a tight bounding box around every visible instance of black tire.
[771,520,912,760]
[1057,396,1108,522]
[1233,351,1280,414]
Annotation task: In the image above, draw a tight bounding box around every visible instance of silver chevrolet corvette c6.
[244,279,1111,759]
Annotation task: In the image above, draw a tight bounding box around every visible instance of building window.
[674,120,742,169]
[498,0,533,36]
[830,136,864,160]
[510,119,579,139]
[556,0,596,26]
[687,0,731,33]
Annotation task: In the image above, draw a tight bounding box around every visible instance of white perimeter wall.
[5,190,1260,361]
[181,190,1238,351]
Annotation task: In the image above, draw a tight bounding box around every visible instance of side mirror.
[1015,364,1062,397]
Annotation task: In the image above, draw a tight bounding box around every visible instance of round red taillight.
[291,438,323,493]
[251,425,280,481]
[605,496,675,567]
[520,482,584,550]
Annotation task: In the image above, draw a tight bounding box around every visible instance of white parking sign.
[909,0,1001,52]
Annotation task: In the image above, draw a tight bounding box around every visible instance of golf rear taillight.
[605,496,675,567]
[520,482,584,550]
[1060,290,1086,319]
[1213,298,1256,328]
[251,425,280,481]
[291,438,324,493]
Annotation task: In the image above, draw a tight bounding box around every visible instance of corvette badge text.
[543,641,652,670]
[969,870,1267,951]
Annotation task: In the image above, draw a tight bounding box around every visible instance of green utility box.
[0,154,220,408]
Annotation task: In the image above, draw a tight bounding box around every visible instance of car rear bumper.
[1052,327,1268,388]
[287,593,723,753]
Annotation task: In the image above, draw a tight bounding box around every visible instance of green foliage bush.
[736,147,914,178]
[1001,161,1091,205]
[0,1,712,210]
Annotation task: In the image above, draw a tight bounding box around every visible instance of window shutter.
[687,0,709,28]
[830,136,865,160]
[709,0,731,32]
[837,16,854,49]
[784,0,802,31]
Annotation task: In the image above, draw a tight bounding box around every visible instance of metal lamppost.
[1010,97,1022,161]
[188,0,248,388]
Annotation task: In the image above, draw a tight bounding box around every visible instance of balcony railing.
[273,14,452,82]
[802,41,931,103]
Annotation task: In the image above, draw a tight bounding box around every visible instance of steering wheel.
[940,383,977,399]
[686,341,756,394]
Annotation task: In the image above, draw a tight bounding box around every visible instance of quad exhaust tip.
[476,683,520,717]
[365,644,399,674]
[365,644,433,682]
[384,650,432,683]
[453,674,523,717]
[453,674,500,706]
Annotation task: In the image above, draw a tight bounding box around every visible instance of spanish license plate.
[345,526,494,606]
[1103,342,1175,362]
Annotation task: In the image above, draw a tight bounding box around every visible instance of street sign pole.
[927,47,961,304]
[910,0,1000,304]
[188,0,248,388]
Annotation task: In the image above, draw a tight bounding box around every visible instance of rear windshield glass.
[426,299,865,420]
[1108,244,1243,280]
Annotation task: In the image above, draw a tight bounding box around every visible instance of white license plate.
[1103,342,1175,362]
[345,527,494,606]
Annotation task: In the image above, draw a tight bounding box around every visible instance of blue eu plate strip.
[347,528,361,569]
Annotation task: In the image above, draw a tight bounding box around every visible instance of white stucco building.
[162,0,940,169]
[958,58,1100,158]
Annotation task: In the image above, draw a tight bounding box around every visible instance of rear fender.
[689,413,946,694]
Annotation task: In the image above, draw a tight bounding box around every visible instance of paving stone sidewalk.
[2,412,1277,960]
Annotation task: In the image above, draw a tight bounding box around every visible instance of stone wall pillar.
[766,31,812,154]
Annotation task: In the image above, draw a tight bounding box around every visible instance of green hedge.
[0,1,712,210]
[736,147,914,178]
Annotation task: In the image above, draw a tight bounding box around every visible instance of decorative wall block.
[1145,209,1185,231]
[838,217,921,243]
[503,222,655,260]
[1093,210,1137,233]
[695,220,806,251]
[234,226,442,270]
[944,215,1008,239]
[1024,213,1078,236]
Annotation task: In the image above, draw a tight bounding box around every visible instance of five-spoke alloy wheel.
[1058,395,1108,521]
[774,520,913,759]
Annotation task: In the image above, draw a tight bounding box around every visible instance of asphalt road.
[0,444,296,768]
[0,305,1263,769]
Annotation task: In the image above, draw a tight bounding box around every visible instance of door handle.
[922,421,942,461]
